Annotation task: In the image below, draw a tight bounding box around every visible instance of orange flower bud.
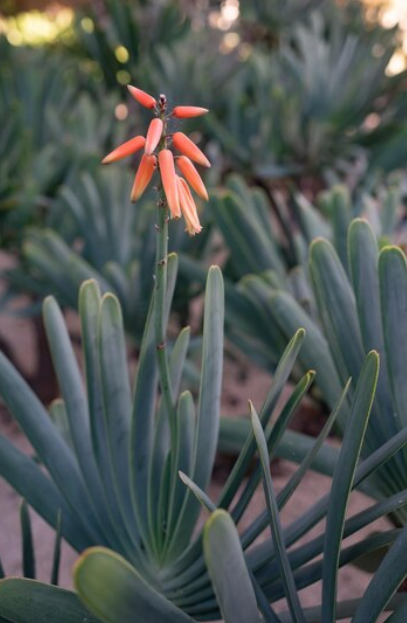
[177,176,202,236]
[145,118,163,155]
[158,150,181,218]
[176,156,208,200]
[172,132,210,167]
[102,135,146,164]
[127,85,156,109]
[172,106,209,118]
[131,154,156,202]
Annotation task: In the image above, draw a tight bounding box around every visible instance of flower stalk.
[154,189,175,424]
[154,95,175,430]
[102,84,210,456]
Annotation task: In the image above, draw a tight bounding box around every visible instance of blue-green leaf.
[203,510,263,623]
[321,351,379,623]
[74,547,195,623]
[0,579,101,623]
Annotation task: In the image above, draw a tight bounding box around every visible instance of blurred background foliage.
[3,1,407,616]
[1,0,407,353]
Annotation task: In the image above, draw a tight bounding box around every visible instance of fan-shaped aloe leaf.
[74,547,195,623]
[380,246,407,430]
[203,510,263,623]
[349,220,395,439]
[329,186,352,274]
[131,252,178,534]
[352,518,407,623]
[0,350,101,545]
[322,350,379,623]
[99,293,134,530]
[179,471,216,513]
[43,296,111,534]
[79,280,133,556]
[0,579,101,623]
[166,266,224,557]
[251,403,305,623]
[193,266,224,490]
[20,501,35,580]
[165,389,196,537]
[310,238,364,390]
[148,329,192,550]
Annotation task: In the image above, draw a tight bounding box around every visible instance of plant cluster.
[2,0,407,338]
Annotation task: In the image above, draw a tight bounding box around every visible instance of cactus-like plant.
[3,342,407,621]
[212,187,407,518]
[0,79,407,623]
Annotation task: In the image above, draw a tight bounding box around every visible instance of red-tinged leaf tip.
[176,155,209,200]
[177,176,202,236]
[127,85,156,109]
[102,135,146,164]
[158,150,181,218]
[145,118,163,155]
[172,132,210,167]
[131,154,156,202]
[172,106,209,119]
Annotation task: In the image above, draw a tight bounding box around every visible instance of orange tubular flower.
[176,156,208,200]
[103,85,210,235]
[177,177,202,236]
[158,150,181,218]
[145,118,163,155]
[131,154,156,202]
[172,106,208,119]
[172,132,210,168]
[127,85,156,109]
[102,135,146,164]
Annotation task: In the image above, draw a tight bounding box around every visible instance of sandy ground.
[0,251,393,620]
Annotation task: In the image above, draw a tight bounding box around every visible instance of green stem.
[155,194,179,563]
[153,104,179,561]
[154,198,175,423]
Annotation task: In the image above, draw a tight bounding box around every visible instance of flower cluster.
[102,86,210,236]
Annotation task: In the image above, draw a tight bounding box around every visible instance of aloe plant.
[0,251,324,619]
[202,350,407,623]
[192,174,402,375]
[0,169,407,623]
[0,86,223,619]
[73,0,191,91]
[3,343,407,621]
[1,85,393,616]
[0,39,130,247]
[206,4,406,181]
[214,201,407,512]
